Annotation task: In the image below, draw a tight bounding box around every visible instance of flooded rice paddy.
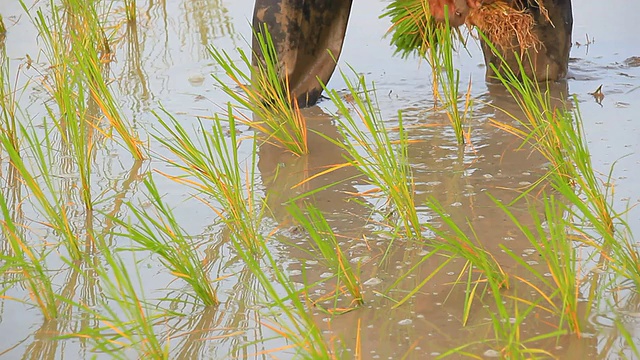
[2,0,640,359]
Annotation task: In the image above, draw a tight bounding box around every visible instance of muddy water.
[1,0,640,359]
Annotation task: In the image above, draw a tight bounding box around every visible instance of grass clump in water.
[0,190,59,321]
[322,69,421,241]
[116,177,219,307]
[209,26,308,156]
[486,42,617,242]
[65,244,173,360]
[288,203,364,310]
[155,106,264,253]
[495,194,586,336]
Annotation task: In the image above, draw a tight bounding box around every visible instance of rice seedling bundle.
[383,0,549,57]
[468,1,547,53]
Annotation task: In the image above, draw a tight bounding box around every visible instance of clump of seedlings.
[468,1,546,53]
[321,68,422,241]
[383,0,547,57]
[209,26,308,156]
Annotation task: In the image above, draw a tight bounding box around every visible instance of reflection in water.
[181,0,237,52]
[119,21,151,116]
[170,307,221,360]
[112,0,236,114]
[258,106,367,232]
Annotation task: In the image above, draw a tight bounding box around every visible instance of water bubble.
[483,349,501,358]
[363,277,383,286]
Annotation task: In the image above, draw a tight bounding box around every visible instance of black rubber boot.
[252,0,353,107]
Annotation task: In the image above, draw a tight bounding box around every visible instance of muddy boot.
[252,0,353,107]
[481,0,573,82]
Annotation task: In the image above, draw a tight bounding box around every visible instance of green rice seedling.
[486,64,571,182]
[388,245,455,309]
[425,196,508,288]
[482,34,617,242]
[381,0,461,59]
[494,193,586,335]
[0,122,86,259]
[230,231,334,359]
[0,42,18,149]
[483,283,564,359]
[382,3,471,145]
[0,14,6,36]
[208,26,308,156]
[438,262,563,358]
[115,176,218,307]
[26,0,145,162]
[386,196,507,322]
[322,69,421,240]
[542,104,617,239]
[154,106,263,253]
[428,16,473,146]
[27,4,100,213]
[614,314,640,358]
[64,246,172,360]
[287,203,363,308]
[0,190,59,320]
[417,197,508,324]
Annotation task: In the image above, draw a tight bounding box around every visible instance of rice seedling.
[64,244,172,360]
[388,245,455,309]
[386,195,507,324]
[382,3,472,144]
[208,26,308,156]
[422,197,508,326]
[154,104,334,355]
[0,14,6,36]
[494,193,586,335]
[381,0,461,59]
[321,69,421,240]
[114,176,218,307]
[427,17,472,146]
[483,36,617,243]
[440,291,562,359]
[482,283,564,360]
[426,196,508,288]
[34,10,95,211]
[0,190,59,321]
[382,0,546,58]
[0,44,18,152]
[0,121,87,259]
[25,0,145,162]
[154,106,264,253]
[229,231,335,359]
[287,203,364,309]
